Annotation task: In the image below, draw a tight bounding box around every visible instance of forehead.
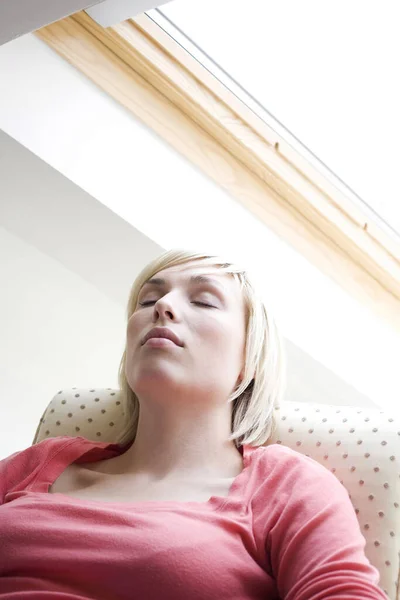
[146,262,244,304]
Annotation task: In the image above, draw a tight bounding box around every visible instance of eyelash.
[138,300,214,309]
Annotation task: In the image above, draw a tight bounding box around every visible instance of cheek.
[197,317,226,342]
[126,314,144,352]
[201,317,244,356]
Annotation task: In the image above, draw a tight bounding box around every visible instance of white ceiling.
[0,128,162,305]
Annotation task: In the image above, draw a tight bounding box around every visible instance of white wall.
[0,129,163,308]
[0,225,125,455]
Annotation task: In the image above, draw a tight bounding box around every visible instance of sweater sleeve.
[252,445,387,600]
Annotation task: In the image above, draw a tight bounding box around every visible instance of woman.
[0,248,386,599]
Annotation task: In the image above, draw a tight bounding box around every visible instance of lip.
[141,327,184,347]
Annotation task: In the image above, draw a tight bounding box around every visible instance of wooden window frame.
[35,11,400,332]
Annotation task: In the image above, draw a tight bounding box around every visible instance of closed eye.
[192,301,215,308]
[138,300,215,308]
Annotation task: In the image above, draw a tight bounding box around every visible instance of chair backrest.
[33,388,400,599]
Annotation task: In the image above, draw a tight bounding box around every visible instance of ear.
[237,367,256,387]
[236,368,245,386]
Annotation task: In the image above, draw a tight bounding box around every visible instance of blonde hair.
[116,248,286,448]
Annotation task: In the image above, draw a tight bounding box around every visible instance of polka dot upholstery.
[33,389,399,599]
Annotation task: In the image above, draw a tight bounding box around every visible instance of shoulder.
[1,435,78,467]
[249,442,319,469]
[249,443,345,498]
[0,436,79,503]
[248,443,355,542]
[253,442,332,471]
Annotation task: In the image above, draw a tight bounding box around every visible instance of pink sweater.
[0,435,387,599]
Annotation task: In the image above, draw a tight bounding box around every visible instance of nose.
[152,294,176,322]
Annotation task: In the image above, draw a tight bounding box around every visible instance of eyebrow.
[142,275,226,293]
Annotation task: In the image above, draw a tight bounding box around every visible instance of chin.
[129,367,185,395]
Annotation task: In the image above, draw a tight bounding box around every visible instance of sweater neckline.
[41,436,258,512]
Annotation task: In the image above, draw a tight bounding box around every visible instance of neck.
[116,400,243,481]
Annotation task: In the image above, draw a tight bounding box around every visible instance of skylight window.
[151,0,400,240]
